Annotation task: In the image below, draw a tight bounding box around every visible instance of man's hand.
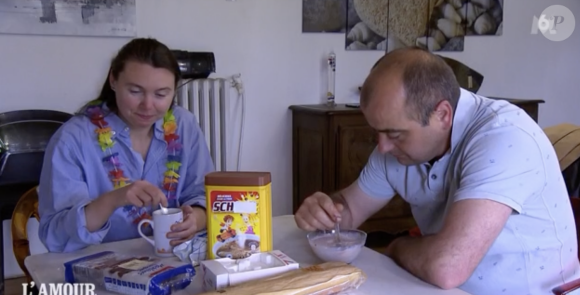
[295,192,344,231]
[295,182,391,231]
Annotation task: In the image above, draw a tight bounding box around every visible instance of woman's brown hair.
[79,38,181,113]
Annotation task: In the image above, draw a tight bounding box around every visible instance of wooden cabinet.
[290,98,544,235]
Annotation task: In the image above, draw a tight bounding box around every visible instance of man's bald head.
[361,47,460,126]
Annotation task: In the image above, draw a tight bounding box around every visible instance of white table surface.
[25,215,470,295]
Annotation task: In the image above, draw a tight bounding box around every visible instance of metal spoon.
[159,204,169,214]
[334,222,344,248]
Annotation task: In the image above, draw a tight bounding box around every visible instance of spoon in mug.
[159,204,169,214]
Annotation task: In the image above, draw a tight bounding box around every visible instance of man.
[294,47,580,295]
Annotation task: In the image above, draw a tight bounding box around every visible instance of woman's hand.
[112,180,168,209]
[167,205,206,246]
[87,180,168,232]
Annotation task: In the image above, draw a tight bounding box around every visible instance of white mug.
[138,208,183,257]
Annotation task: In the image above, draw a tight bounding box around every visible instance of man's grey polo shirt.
[358,88,580,295]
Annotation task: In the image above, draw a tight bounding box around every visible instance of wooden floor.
[6,277,26,295]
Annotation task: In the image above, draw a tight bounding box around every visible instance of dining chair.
[543,123,580,294]
[10,185,40,283]
[0,108,72,292]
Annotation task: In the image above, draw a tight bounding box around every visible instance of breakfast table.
[25,215,470,295]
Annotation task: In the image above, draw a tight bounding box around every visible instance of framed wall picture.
[0,0,137,37]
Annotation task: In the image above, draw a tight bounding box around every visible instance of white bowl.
[306,229,367,264]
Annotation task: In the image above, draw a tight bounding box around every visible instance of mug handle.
[137,219,155,246]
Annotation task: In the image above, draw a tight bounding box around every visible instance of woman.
[37,38,214,253]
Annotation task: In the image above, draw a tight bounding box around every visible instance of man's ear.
[434,100,453,128]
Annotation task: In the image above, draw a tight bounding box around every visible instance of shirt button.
[431,174,437,180]
[124,127,129,132]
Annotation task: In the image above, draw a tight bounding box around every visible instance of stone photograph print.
[300,0,503,52]
[0,0,136,37]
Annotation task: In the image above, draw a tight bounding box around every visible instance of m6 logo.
[531,5,575,42]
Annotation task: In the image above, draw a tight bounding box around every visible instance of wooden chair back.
[10,186,39,283]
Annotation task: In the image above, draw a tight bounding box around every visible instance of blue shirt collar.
[428,88,477,166]
[450,88,478,153]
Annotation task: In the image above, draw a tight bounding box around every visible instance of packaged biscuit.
[63,251,195,295]
[205,172,273,260]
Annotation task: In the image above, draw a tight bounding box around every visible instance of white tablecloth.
[25,215,470,294]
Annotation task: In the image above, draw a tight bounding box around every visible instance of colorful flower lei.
[85,100,183,224]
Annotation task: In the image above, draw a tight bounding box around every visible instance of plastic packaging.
[172,230,208,266]
[197,261,366,295]
[63,251,195,295]
[200,250,300,291]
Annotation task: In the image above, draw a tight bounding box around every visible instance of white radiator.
[175,75,244,172]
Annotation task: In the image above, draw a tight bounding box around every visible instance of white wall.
[1,0,579,278]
